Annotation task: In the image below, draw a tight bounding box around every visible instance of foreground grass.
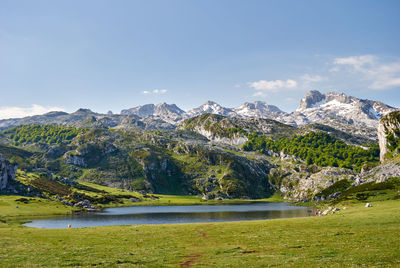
[0,199,399,267]
[0,195,75,219]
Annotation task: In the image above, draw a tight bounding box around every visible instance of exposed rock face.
[65,154,87,167]
[358,160,400,184]
[179,113,297,146]
[0,154,17,190]
[192,125,247,146]
[298,90,325,110]
[271,165,356,201]
[378,111,400,162]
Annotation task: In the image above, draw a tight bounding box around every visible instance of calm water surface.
[24,202,315,229]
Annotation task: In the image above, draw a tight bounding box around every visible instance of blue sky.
[0,0,399,118]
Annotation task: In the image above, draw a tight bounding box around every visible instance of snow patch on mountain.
[185,101,236,118]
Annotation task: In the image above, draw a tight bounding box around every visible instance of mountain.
[118,91,396,132]
[1,90,397,143]
[279,90,396,128]
[121,103,185,124]
[0,108,175,131]
[233,101,285,118]
[185,101,236,118]
[121,100,287,123]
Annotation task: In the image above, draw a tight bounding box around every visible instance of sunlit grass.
[0,199,398,267]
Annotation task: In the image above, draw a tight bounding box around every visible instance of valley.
[0,91,399,267]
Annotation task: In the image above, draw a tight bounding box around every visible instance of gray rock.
[0,154,17,190]
[378,111,400,162]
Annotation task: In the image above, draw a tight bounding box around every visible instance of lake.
[24,202,315,229]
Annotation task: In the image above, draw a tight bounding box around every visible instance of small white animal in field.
[68,224,71,228]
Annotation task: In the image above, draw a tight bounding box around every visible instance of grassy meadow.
[0,197,399,267]
[1,175,399,267]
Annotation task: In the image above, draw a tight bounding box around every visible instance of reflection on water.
[24,203,315,229]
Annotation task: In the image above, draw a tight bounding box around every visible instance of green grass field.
[0,198,399,267]
[1,176,399,267]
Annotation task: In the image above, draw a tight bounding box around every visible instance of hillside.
[1,108,397,202]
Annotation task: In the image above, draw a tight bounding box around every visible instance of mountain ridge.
[1,91,398,142]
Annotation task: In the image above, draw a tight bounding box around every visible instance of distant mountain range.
[119,90,397,128]
[0,90,397,136]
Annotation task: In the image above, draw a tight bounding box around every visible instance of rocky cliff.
[378,111,400,162]
[0,154,17,190]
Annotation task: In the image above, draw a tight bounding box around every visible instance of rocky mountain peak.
[234,101,285,118]
[155,103,185,115]
[73,108,94,114]
[298,90,325,110]
[284,90,398,129]
[325,91,357,105]
[43,111,69,117]
[186,101,235,117]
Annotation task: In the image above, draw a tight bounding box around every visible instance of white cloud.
[153,89,167,94]
[370,77,400,90]
[300,74,326,83]
[142,89,168,95]
[252,91,267,97]
[333,55,376,70]
[333,55,400,90]
[299,74,327,89]
[249,79,297,92]
[0,104,65,120]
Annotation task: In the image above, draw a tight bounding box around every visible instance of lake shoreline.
[23,202,316,229]
[1,192,294,223]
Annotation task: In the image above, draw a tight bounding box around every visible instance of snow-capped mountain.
[119,91,397,130]
[2,90,397,140]
[233,101,285,118]
[121,103,185,124]
[185,101,237,118]
[120,100,286,122]
[278,90,397,128]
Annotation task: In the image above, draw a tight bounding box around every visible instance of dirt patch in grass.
[180,253,204,268]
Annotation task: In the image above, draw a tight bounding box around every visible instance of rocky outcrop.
[0,154,17,190]
[378,111,400,162]
[274,165,356,201]
[298,90,325,110]
[193,126,248,146]
[358,160,400,184]
[179,113,297,146]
